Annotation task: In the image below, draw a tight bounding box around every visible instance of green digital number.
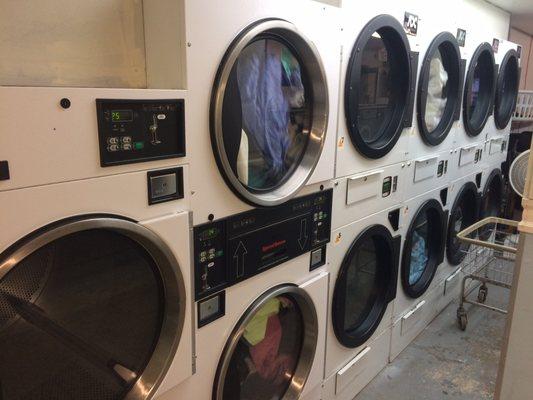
[112,111,120,121]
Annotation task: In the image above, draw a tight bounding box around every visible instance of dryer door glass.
[332,225,395,348]
[447,184,478,265]
[463,44,496,136]
[0,220,184,400]
[401,199,445,298]
[221,294,302,400]
[408,211,430,285]
[479,171,503,240]
[211,20,328,207]
[424,49,449,132]
[417,32,461,145]
[495,50,520,129]
[214,286,317,400]
[345,15,412,159]
[222,38,311,191]
[357,33,394,145]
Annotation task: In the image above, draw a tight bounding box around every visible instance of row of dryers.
[0,0,518,400]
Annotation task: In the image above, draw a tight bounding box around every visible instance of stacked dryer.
[0,87,194,400]
[162,1,341,400]
[390,3,465,360]
[323,2,419,398]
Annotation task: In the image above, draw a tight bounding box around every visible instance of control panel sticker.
[193,190,333,300]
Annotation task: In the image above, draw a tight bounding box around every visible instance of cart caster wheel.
[478,286,488,303]
[457,308,468,331]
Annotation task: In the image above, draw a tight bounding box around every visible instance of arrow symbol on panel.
[233,241,248,278]
[298,219,308,250]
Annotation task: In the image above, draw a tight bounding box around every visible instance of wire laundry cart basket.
[455,217,519,330]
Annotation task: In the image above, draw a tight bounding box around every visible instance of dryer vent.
[440,188,449,206]
[388,209,400,231]
[476,173,482,189]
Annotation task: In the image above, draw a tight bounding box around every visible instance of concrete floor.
[355,286,509,400]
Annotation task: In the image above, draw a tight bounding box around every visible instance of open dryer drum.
[210,19,328,207]
[332,225,400,348]
[494,49,520,130]
[213,285,317,400]
[417,32,462,146]
[446,183,480,265]
[463,43,496,136]
[401,199,447,298]
[0,217,185,400]
[344,14,415,159]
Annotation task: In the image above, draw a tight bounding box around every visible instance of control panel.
[193,190,333,300]
[96,99,185,166]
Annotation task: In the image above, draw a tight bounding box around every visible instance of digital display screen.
[111,110,133,122]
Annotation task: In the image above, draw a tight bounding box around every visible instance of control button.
[200,251,207,258]
[107,137,119,145]
[200,256,206,263]
[112,124,119,131]
[122,136,132,144]
[149,173,177,200]
[157,113,166,120]
[209,248,216,255]
[107,144,120,152]
[122,143,132,151]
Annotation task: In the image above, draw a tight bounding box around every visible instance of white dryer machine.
[323,206,402,400]
[0,87,193,399]
[390,184,449,360]
[160,190,333,400]
[185,0,341,224]
[335,10,418,178]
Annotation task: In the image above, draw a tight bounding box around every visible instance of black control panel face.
[193,190,333,300]
[96,99,185,166]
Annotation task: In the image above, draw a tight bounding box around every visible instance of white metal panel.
[0,87,189,192]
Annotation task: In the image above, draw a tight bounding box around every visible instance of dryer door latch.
[0,161,9,181]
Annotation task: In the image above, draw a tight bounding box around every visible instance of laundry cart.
[454,217,519,330]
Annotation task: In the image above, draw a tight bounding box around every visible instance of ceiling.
[486,0,533,35]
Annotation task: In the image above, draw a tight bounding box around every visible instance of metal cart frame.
[455,217,519,330]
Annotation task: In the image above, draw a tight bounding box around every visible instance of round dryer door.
[213,285,317,400]
[401,199,447,298]
[463,43,496,137]
[211,19,328,207]
[479,169,504,240]
[332,225,399,348]
[417,32,462,146]
[345,15,413,159]
[495,50,520,129]
[447,183,480,265]
[0,217,185,400]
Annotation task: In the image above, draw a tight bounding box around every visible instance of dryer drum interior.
[213,285,318,400]
[401,199,446,298]
[463,43,496,136]
[479,170,504,240]
[447,183,480,265]
[494,50,520,129]
[417,32,462,146]
[332,225,399,348]
[345,14,413,159]
[0,218,185,400]
[210,19,328,207]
